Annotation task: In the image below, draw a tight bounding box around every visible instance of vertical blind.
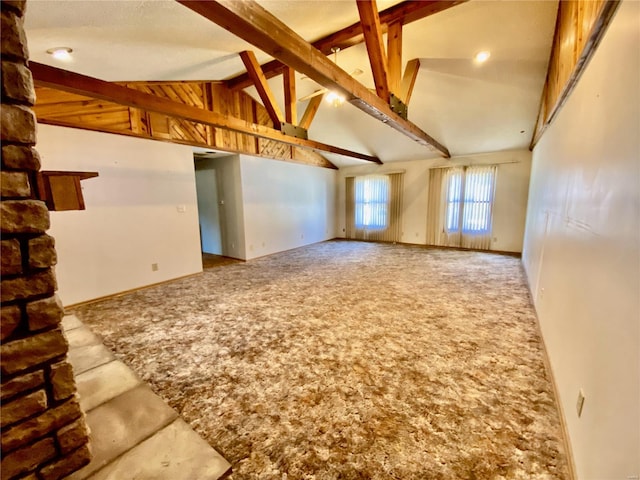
[355,175,389,230]
[345,173,404,243]
[460,166,495,236]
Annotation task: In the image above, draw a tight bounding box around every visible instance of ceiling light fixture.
[325,47,346,107]
[326,91,345,108]
[474,51,491,64]
[46,47,73,61]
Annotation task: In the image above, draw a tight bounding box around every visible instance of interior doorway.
[194,156,229,269]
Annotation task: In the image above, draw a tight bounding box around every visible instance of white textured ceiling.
[24,0,558,167]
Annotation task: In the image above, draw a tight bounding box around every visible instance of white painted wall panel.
[195,161,223,255]
[522,2,640,478]
[213,155,246,260]
[36,125,203,306]
[239,155,336,260]
[336,150,531,253]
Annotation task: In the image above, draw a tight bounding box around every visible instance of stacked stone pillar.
[1,1,91,478]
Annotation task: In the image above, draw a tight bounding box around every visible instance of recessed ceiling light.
[474,51,491,63]
[46,47,73,61]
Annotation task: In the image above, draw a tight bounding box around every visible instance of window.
[355,175,389,230]
[445,166,496,234]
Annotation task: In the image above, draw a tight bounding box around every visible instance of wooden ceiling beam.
[178,0,450,157]
[400,58,420,105]
[283,66,297,125]
[299,95,324,131]
[226,0,467,91]
[239,50,283,127]
[30,62,381,164]
[357,0,390,102]
[387,21,403,96]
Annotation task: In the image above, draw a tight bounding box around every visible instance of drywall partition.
[522,2,639,478]
[336,150,531,253]
[35,125,203,306]
[239,155,336,260]
[212,155,246,260]
[195,159,223,255]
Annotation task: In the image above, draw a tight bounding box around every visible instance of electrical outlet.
[176,205,186,213]
[151,263,159,271]
[576,389,585,417]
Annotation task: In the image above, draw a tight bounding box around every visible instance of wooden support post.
[357,0,390,102]
[283,66,297,125]
[299,94,324,130]
[400,58,420,105]
[239,50,284,128]
[387,21,403,96]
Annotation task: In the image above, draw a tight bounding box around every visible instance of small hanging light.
[326,91,345,107]
[474,50,491,64]
[46,47,73,61]
[325,47,346,107]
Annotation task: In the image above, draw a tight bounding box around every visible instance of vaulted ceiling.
[24,0,558,167]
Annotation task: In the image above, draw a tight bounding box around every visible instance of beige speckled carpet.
[73,240,569,480]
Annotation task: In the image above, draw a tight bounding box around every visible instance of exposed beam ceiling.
[239,50,283,127]
[399,58,420,105]
[283,66,297,125]
[387,21,403,96]
[357,0,391,102]
[227,0,468,91]
[177,0,450,158]
[299,94,324,131]
[30,62,382,164]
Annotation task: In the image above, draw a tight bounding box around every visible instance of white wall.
[239,155,336,260]
[213,155,246,260]
[336,149,531,253]
[522,2,640,478]
[195,159,223,255]
[37,125,203,306]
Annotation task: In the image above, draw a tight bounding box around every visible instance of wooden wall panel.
[210,83,236,151]
[531,0,616,146]
[34,89,132,132]
[293,147,335,168]
[33,80,334,169]
[255,105,291,160]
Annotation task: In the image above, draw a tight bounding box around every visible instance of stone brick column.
[1,1,92,479]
